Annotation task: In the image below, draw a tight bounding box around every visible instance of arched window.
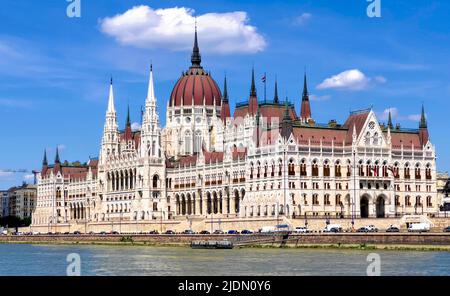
[152,175,159,188]
[194,130,202,153]
[365,132,371,145]
[185,131,192,154]
[373,132,379,145]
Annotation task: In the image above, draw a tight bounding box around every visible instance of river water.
[0,244,449,276]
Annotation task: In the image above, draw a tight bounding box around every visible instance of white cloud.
[378,107,421,122]
[57,144,66,150]
[374,76,387,84]
[293,13,312,25]
[0,171,13,178]
[24,174,35,181]
[379,107,398,121]
[310,94,331,101]
[131,122,141,131]
[100,5,266,54]
[317,69,370,90]
[406,114,421,122]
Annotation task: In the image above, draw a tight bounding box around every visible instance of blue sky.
[1,0,449,189]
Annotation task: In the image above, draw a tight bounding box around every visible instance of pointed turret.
[55,146,60,163]
[107,77,115,113]
[53,146,61,174]
[124,105,133,141]
[100,78,120,163]
[273,77,279,104]
[141,63,161,158]
[190,23,202,69]
[300,73,312,123]
[387,108,393,129]
[420,104,427,128]
[42,149,48,166]
[41,149,48,175]
[147,64,156,103]
[220,75,231,124]
[249,67,258,115]
[250,67,257,97]
[126,104,131,128]
[419,104,429,145]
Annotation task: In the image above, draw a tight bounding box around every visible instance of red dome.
[170,68,222,107]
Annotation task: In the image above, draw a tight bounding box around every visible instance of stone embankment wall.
[2,233,450,246]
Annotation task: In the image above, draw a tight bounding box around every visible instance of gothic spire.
[420,104,427,128]
[223,75,228,102]
[42,149,48,166]
[300,73,312,122]
[387,108,393,129]
[107,77,116,113]
[55,146,60,163]
[190,21,202,68]
[274,77,279,104]
[250,67,257,97]
[147,63,156,103]
[302,72,309,101]
[126,105,131,127]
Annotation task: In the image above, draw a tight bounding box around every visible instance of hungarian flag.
[261,73,266,83]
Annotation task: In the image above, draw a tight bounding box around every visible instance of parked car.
[183,229,195,234]
[73,231,81,235]
[408,223,430,233]
[88,231,95,235]
[357,227,369,233]
[64,231,70,235]
[443,226,450,233]
[110,231,119,235]
[149,230,159,234]
[227,230,239,234]
[260,226,276,233]
[199,230,210,235]
[329,227,342,233]
[213,230,224,234]
[241,229,253,234]
[386,225,400,233]
[364,225,378,232]
[164,230,175,235]
[99,231,107,235]
[324,224,342,233]
[294,227,309,233]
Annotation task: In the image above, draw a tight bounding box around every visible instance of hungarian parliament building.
[32,30,438,228]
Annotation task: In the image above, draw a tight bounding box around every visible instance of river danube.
[1,244,450,275]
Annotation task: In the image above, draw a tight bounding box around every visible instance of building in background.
[7,184,37,220]
[0,190,9,217]
[32,30,440,230]
[437,172,450,211]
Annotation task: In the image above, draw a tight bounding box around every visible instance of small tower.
[419,104,429,146]
[41,149,48,175]
[100,78,120,163]
[140,63,162,158]
[300,73,312,123]
[387,109,394,129]
[54,146,61,173]
[248,67,258,116]
[273,77,279,104]
[220,75,231,124]
[281,97,293,139]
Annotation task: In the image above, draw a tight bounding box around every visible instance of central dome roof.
[169,28,222,107]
